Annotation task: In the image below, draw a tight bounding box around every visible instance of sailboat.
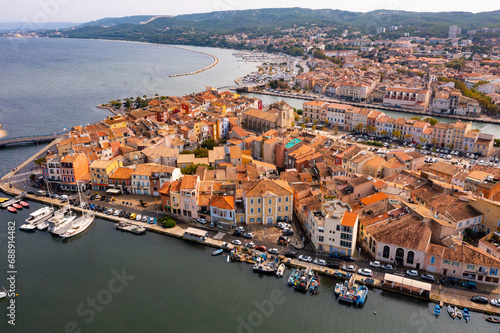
[60,182,95,239]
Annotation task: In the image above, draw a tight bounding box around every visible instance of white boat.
[115,221,146,234]
[19,223,37,231]
[37,221,49,230]
[48,205,77,235]
[25,206,53,225]
[59,184,95,239]
[276,263,285,278]
[0,284,7,299]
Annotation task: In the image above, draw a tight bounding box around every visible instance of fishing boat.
[434,305,441,317]
[287,269,300,286]
[486,316,500,323]
[19,223,36,231]
[334,283,342,296]
[309,273,320,294]
[276,263,285,278]
[7,206,17,213]
[115,221,146,234]
[353,285,368,306]
[212,249,223,256]
[294,267,314,292]
[252,258,278,275]
[37,221,49,230]
[12,203,22,210]
[463,308,470,323]
[25,206,54,224]
[447,305,456,319]
[19,201,29,208]
[455,306,462,319]
[0,284,7,299]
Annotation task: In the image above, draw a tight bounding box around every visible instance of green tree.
[380,130,388,137]
[314,119,318,125]
[355,123,364,132]
[393,130,402,139]
[423,117,438,126]
[201,139,217,150]
[162,219,176,228]
[305,117,310,123]
[324,119,329,127]
[411,117,421,121]
[367,125,376,134]
[312,125,316,131]
[333,125,338,135]
[301,124,306,129]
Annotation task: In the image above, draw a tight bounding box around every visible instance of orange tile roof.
[180,175,198,190]
[341,211,358,228]
[360,192,388,206]
[210,195,235,210]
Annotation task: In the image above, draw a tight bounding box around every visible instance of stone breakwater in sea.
[168,46,219,77]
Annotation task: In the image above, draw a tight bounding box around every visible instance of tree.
[301,124,306,129]
[423,117,438,126]
[411,116,421,121]
[314,119,318,125]
[294,115,300,122]
[393,130,402,139]
[305,117,310,123]
[404,134,412,141]
[324,119,329,127]
[181,164,209,175]
[312,125,316,131]
[367,125,376,134]
[334,125,338,135]
[380,130,388,137]
[292,122,295,127]
[162,218,176,228]
[355,123,364,132]
[201,138,217,150]
[420,137,428,144]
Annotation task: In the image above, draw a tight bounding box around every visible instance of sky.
[1,0,499,23]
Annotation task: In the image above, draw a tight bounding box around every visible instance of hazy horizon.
[1,1,499,24]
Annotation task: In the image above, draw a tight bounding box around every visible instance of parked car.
[197,218,207,225]
[124,212,131,219]
[142,215,148,222]
[369,261,381,268]
[462,281,477,289]
[358,268,373,277]
[243,233,254,239]
[129,213,137,220]
[148,217,155,224]
[100,196,106,201]
[282,228,294,236]
[313,258,327,266]
[245,242,256,249]
[233,230,242,237]
[113,210,121,216]
[106,208,114,215]
[119,211,126,217]
[470,295,489,304]
[232,239,242,245]
[382,264,394,271]
[298,255,312,262]
[440,277,460,286]
[327,262,340,269]
[284,251,297,258]
[406,270,418,277]
[221,242,233,250]
[420,274,435,282]
[491,299,500,307]
[268,248,279,255]
[235,226,245,233]
[341,256,354,262]
[209,222,215,228]
[135,214,142,221]
[256,245,267,252]
[342,265,356,272]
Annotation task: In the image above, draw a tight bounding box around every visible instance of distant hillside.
[62,8,500,46]
[0,22,77,32]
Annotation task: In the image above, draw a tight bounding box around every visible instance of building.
[303,101,329,122]
[90,159,122,191]
[306,200,359,256]
[242,179,293,225]
[210,195,236,228]
[179,175,199,219]
[242,102,294,134]
[448,25,462,39]
[383,87,431,110]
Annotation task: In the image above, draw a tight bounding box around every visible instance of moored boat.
[252,259,278,275]
[486,316,500,323]
[463,308,470,322]
[293,267,314,292]
[447,305,456,319]
[434,305,441,317]
[7,206,17,213]
[0,283,7,299]
[455,306,462,319]
[276,263,285,278]
[353,285,368,306]
[309,273,320,294]
[25,206,54,224]
[37,221,49,230]
[19,201,29,208]
[19,223,36,231]
[0,197,9,203]
[115,221,146,234]
[287,269,300,286]
[212,249,223,256]
[12,203,22,210]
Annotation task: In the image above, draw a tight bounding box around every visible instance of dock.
[0,193,25,208]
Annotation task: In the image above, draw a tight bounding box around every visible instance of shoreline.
[1,178,499,317]
[0,128,6,139]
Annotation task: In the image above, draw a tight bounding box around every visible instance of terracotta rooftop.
[210,195,236,210]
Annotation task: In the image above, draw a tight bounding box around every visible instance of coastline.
[0,128,6,139]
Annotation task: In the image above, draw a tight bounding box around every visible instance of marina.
[115,221,146,234]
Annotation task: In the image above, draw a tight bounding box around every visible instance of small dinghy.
[12,203,22,210]
[20,201,29,208]
[7,206,17,213]
[37,221,49,230]
[447,305,455,319]
[19,223,36,231]
[455,306,462,319]
[486,316,500,323]
[212,249,223,256]
[463,308,470,323]
[434,305,440,317]
[276,263,285,278]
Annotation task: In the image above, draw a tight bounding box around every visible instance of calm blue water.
[0,38,256,137]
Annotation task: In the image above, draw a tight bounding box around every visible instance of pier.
[0,132,67,148]
[0,193,25,208]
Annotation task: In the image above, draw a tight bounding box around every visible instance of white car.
[245,242,256,248]
[358,268,373,277]
[490,299,500,307]
[135,214,142,221]
[197,218,207,225]
[420,274,435,281]
[142,215,149,222]
[113,210,121,216]
[406,270,418,277]
[343,265,356,272]
[369,261,381,268]
[231,239,242,245]
[298,255,313,262]
[313,258,327,266]
[268,248,279,254]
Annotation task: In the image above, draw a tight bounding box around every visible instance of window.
[250,208,254,214]
[490,268,498,276]
[443,259,451,265]
[250,199,254,204]
[249,218,255,223]
[407,251,414,265]
[319,236,324,242]
[285,206,289,212]
[268,199,272,205]
[257,208,261,213]
[268,208,272,214]
[257,198,261,204]
[383,246,390,259]
[430,257,435,264]
[285,196,289,202]
[278,207,281,212]
[467,264,475,270]
[278,197,282,203]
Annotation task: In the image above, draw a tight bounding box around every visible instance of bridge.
[0,131,68,148]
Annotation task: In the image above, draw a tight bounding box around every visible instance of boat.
[212,249,223,256]
[486,316,500,323]
[25,206,54,225]
[7,207,17,213]
[287,269,300,286]
[19,201,29,208]
[334,283,342,296]
[309,273,320,294]
[353,285,368,306]
[252,258,278,275]
[0,284,7,299]
[455,306,462,319]
[19,223,36,231]
[0,197,9,203]
[47,205,76,235]
[37,221,49,230]
[115,221,146,234]
[276,263,285,278]
[447,305,456,319]
[434,305,441,317]
[293,267,314,292]
[12,203,22,210]
[463,308,470,323]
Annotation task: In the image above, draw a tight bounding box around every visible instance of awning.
[383,273,432,293]
[106,189,121,194]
